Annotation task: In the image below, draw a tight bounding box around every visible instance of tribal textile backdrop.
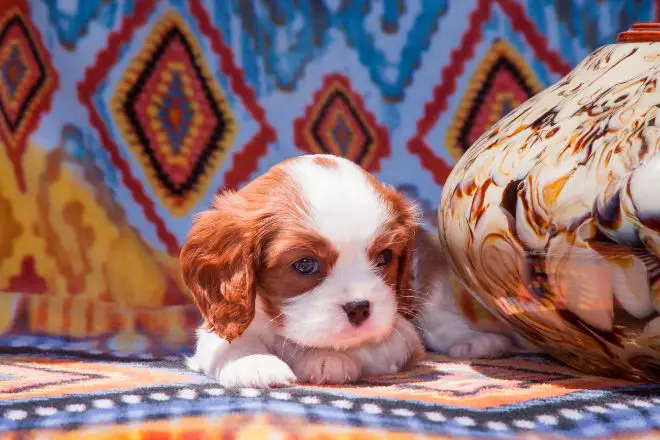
[0,0,657,355]
[4,2,660,439]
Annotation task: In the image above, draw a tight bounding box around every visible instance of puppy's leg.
[416,298,512,358]
[187,327,297,388]
[274,335,361,385]
[353,314,426,377]
[289,348,362,385]
[413,228,514,359]
[282,315,424,385]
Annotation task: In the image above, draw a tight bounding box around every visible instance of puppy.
[181,154,513,388]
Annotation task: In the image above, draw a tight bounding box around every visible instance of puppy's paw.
[397,316,427,364]
[217,354,297,388]
[355,316,426,378]
[447,332,512,359]
[294,350,361,385]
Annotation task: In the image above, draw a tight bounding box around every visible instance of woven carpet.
[2,338,660,439]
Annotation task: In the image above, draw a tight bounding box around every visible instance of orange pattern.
[0,356,201,401]
[0,414,458,440]
[1,352,659,438]
[310,354,632,408]
[0,127,195,353]
[3,414,660,440]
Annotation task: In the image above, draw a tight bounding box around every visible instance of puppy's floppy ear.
[180,193,260,342]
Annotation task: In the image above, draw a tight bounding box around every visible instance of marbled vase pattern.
[439,42,660,382]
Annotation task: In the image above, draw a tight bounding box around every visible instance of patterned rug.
[2,341,660,439]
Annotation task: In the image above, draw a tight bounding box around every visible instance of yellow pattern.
[0,133,191,341]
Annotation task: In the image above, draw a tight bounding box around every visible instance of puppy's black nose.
[342,300,371,326]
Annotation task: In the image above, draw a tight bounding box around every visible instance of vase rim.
[618,22,660,42]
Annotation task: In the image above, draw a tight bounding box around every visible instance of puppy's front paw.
[217,354,297,388]
[294,350,361,385]
[394,315,426,367]
[447,332,512,359]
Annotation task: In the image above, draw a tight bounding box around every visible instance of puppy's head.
[181,154,419,349]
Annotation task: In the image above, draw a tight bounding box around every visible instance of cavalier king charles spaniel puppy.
[181,154,513,388]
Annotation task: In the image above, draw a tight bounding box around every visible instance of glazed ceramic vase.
[438,24,660,382]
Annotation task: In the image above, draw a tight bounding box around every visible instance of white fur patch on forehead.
[284,155,390,245]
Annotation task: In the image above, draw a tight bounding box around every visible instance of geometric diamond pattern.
[325,354,631,408]
[0,356,200,401]
[0,21,43,132]
[408,0,572,186]
[1,45,27,102]
[294,74,390,172]
[445,40,542,162]
[157,73,193,155]
[337,1,449,101]
[111,11,237,215]
[0,1,57,191]
[2,351,660,439]
[78,0,275,254]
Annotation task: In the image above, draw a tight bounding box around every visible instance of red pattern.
[408,0,572,186]
[130,37,217,187]
[0,0,58,192]
[78,0,275,255]
[189,0,276,190]
[6,256,47,294]
[445,40,542,162]
[468,73,528,144]
[294,74,390,172]
[77,0,178,254]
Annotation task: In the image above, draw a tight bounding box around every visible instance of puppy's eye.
[375,249,393,267]
[292,257,320,275]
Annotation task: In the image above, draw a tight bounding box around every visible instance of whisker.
[263,313,284,328]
